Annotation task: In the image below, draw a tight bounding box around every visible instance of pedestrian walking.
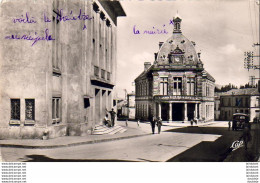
[106,108,117,127]
[241,121,251,150]
[137,119,140,127]
[157,117,162,134]
[232,120,237,131]
[150,116,156,134]
[125,119,128,127]
[190,119,193,126]
[228,120,231,131]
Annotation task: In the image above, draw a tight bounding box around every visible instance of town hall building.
[135,16,215,122]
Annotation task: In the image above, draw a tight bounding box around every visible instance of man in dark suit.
[106,108,116,127]
[150,115,156,134]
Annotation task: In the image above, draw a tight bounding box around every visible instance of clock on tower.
[174,57,180,62]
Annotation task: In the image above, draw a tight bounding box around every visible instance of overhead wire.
[253,0,259,53]
[249,0,256,45]
[248,0,258,81]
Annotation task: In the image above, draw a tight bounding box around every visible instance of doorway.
[161,103,168,121]
[172,103,183,121]
[187,103,195,121]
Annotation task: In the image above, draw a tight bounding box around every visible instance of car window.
[233,115,247,120]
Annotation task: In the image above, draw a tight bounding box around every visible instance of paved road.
[1,121,257,162]
[0,129,220,162]
[167,122,259,162]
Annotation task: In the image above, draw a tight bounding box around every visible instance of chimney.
[198,52,201,59]
[144,62,151,71]
[154,53,158,61]
[159,42,164,49]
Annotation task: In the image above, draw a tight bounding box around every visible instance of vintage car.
[232,113,249,130]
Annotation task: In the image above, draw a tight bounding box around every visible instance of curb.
[0,133,152,149]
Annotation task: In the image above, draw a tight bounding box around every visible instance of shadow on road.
[21,155,138,162]
[165,126,257,162]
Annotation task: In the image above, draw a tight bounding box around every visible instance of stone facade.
[127,93,135,119]
[135,16,215,122]
[219,88,260,122]
[214,94,221,121]
[0,0,126,139]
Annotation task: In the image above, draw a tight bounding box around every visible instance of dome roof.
[156,33,200,65]
[156,16,202,67]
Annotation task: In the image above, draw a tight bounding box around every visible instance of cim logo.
[231,140,244,151]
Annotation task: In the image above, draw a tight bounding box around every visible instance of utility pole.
[244,0,260,122]
[249,76,255,86]
[244,0,260,160]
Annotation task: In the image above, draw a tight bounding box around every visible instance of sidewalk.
[0,125,150,149]
[0,120,224,149]
[162,121,223,127]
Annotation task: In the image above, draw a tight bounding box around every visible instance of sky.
[115,0,260,98]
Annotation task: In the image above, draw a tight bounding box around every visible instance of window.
[25,99,35,120]
[107,72,110,81]
[93,2,99,12]
[99,44,103,67]
[160,77,168,95]
[11,99,20,120]
[187,78,195,95]
[144,82,147,96]
[52,98,61,123]
[101,69,105,79]
[92,39,96,63]
[100,11,105,20]
[245,98,249,107]
[206,84,209,96]
[175,22,180,30]
[94,66,99,77]
[84,98,90,108]
[106,49,108,69]
[241,98,244,107]
[173,77,182,95]
[113,99,116,107]
[236,98,242,107]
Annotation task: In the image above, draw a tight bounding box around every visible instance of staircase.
[92,125,127,135]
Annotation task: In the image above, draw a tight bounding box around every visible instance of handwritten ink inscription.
[133,19,174,35]
[13,12,37,24]
[5,9,92,46]
[53,9,92,22]
[133,25,168,35]
[5,29,55,46]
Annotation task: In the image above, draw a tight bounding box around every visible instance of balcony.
[154,95,203,101]
[101,69,105,79]
[94,66,99,77]
[107,72,110,81]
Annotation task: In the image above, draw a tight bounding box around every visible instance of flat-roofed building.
[0,0,126,139]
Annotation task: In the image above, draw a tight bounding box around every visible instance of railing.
[94,66,99,77]
[101,69,105,79]
[154,95,204,101]
[107,72,110,81]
